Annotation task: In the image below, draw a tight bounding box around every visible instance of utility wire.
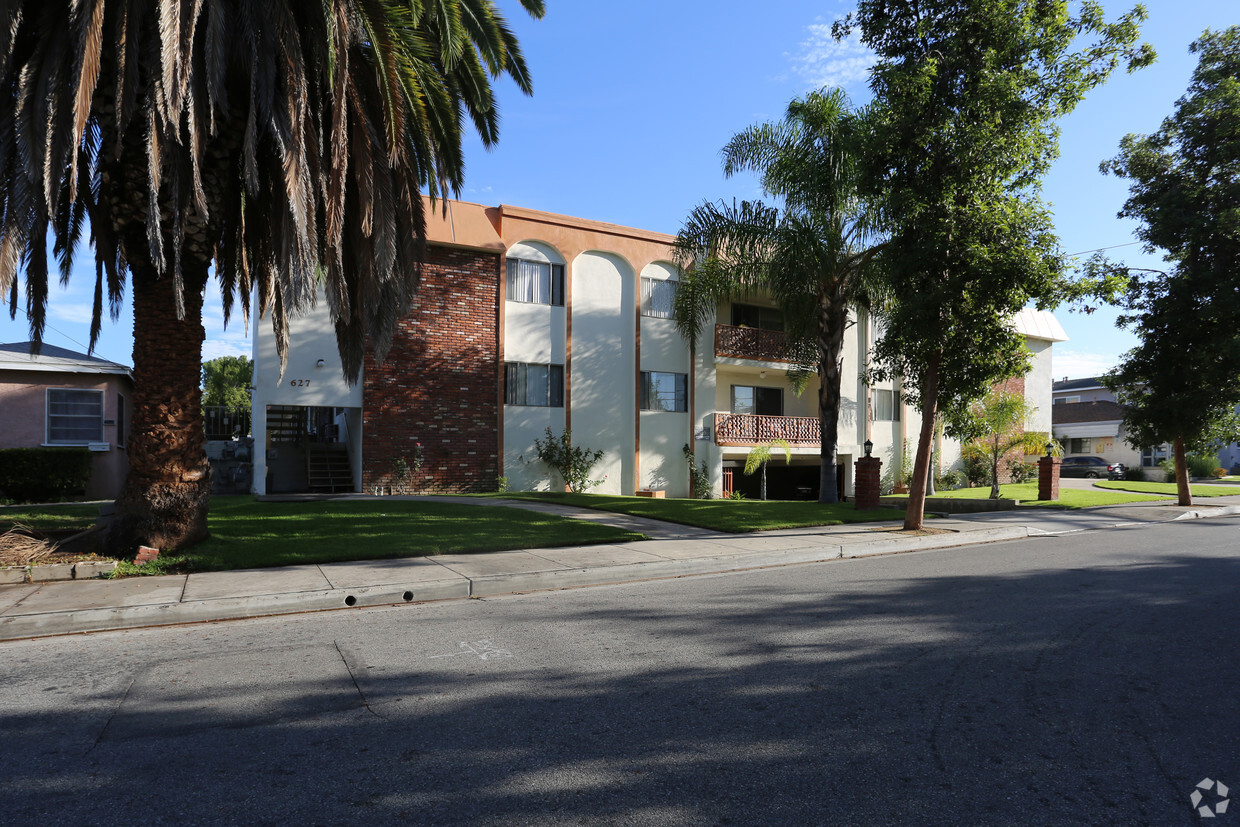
[1066,241,1141,257]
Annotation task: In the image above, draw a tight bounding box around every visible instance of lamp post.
[864,439,873,457]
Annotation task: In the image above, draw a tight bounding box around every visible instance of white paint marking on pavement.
[428,639,513,661]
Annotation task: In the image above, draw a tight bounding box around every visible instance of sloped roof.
[1011,308,1068,342]
[1052,400,1124,424]
[1053,376,1107,392]
[0,342,132,377]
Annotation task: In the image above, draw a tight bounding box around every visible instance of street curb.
[0,525,1032,642]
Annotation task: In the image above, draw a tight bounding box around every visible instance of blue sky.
[1,0,1235,381]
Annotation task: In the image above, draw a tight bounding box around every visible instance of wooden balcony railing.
[713,412,820,446]
[714,324,792,362]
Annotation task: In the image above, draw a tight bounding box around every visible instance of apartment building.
[251,200,1066,499]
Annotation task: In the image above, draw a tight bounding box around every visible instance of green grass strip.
[7,496,645,575]
[483,492,902,533]
[1094,480,1240,498]
[919,483,1169,508]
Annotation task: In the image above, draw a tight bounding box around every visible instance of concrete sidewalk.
[3,495,1239,642]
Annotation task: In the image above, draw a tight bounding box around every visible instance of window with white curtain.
[47,388,104,443]
[873,388,901,421]
[505,362,564,407]
[506,258,564,306]
[641,277,677,318]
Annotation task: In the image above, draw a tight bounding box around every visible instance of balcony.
[713,412,820,446]
[714,324,792,363]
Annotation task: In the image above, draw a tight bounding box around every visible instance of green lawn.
[924,483,1170,508]
[1094,480,1240,498]
[6,497,645,576]
[0,502,100,533]
[484,492,902,532]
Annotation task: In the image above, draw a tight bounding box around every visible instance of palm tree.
[0,1,542,553]
[743,439,791,501]
[672,89,885,504]
[958,389,1051,500]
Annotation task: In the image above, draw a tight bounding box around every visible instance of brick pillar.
[1038,456,1061,501]
[854,456,883,511]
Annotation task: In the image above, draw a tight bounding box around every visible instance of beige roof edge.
[499,204,678,245]
[1012,307,1069,343]
[422,196,506,253]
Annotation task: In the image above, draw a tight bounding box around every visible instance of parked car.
[1060,456,1115,479]
[1107,462,1126,481]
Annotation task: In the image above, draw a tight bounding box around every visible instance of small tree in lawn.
[952,390,1051,500]
[743,440,791,501]
[533,428,606,494]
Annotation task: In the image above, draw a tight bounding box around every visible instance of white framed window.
[1055,395,1080,405]
[873,388,901,421]
[1141,445,1171,467]
[1067,437,1091,454]
[640,277,678,319]
[505,362,564,407]
[506,258,565,306]
[47,388,104,444]
[116,393,127,447]
[640,372,688,412]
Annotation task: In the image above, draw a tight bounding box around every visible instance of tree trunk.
[817,295,848,503]
[989,439,1001,500]
[106,264,212,554]
[760,464,768,501]
[1174,436,1192,507]
[904,354,940,530]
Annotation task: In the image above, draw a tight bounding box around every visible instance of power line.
[1066,241,1141,257]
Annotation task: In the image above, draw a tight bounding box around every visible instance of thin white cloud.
[50,303,97,324]
[1052,350,1119,381]
[202,337,252,362]
[787,19,876,92]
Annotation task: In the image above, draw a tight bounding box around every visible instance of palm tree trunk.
[1174,436,1192,507]
[760,464,768,500]
[904,353,940,530]
[989,439,1001,500]
[817,296,848,503]
[106,263,212,554]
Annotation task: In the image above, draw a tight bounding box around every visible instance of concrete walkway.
[3,493,1239,642]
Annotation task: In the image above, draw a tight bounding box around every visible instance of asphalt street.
[2,517,1237,825]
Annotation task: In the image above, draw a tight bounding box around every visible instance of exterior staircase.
[265,405,306,443]
[307,443,353,493]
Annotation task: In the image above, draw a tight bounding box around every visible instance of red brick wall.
[362,247,501,493]
[992,374,1028,484]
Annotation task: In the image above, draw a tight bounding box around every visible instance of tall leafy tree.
[202,355,252,410]
[837,0,1153,529]
[0,1,543,552]
[1096,27,1240,506]
[672,89,885,504]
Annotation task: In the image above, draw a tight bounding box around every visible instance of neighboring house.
[1051,376,1170,477]
[0,342,132,498]
[252,200,1069,499]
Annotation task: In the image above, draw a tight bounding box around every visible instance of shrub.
[961,452,992,488]
[533,428,605,494]
[1124,466,1147,482]
[935,469,963,490]
[1006,458,1036,484]
[0,447,93,503]
[683,444,713,499]
[1187,453,1218,479]
[1213,467,1228,479]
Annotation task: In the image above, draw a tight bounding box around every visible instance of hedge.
[0,447,93,503]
